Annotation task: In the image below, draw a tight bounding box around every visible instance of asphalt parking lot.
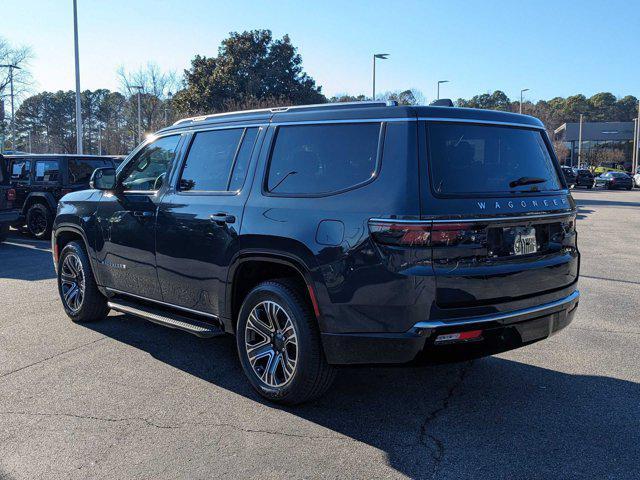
[1,188,639,480]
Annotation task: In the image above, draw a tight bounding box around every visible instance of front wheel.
[57,242,109,322]
[236,280,335,405]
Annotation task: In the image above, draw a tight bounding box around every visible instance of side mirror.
[90,167,117,190]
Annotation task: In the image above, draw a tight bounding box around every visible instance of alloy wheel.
[60,253,85,312]
[28,211,47,237]
[244,300,298,388]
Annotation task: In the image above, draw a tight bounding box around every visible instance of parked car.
[594,171,633,190]
[633,168,640,188]
[575,169,595,189]
[0,154,19,242]
[5,154,117,238]
[52,101,580,404]
[561,166,577,187]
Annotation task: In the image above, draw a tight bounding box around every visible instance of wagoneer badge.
[477,197,568,210]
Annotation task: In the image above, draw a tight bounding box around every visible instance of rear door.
[9,157,32,211]
[155,126,264,316]
[421,121,578,309]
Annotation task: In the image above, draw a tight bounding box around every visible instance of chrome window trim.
[419,117,545,130]
[270,118,414,126]
[105,287,219,319]
[369,211,575,224]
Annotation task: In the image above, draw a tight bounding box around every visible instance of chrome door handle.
[133,211,154,218]
[210,213,235,224]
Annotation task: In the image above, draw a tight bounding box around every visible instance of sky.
[2,0,639,103]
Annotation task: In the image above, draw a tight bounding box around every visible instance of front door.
[95,134,184,300]
[155,126,263,316]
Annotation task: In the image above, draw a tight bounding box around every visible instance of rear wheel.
[26,203,52,239]
[236,280,335,405]
[57,242,109,322]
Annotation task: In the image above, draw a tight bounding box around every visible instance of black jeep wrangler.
[52,101,580,404]
[0,154,19,242]
[6,154,117,239]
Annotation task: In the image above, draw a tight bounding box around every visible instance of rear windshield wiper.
[509,176,546,188]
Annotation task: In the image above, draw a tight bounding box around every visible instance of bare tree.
[0,37,33,98]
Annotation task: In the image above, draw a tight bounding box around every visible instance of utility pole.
[73,0,83,154]
[577,114,584,169]
[0,64,21,151]
[634,101,640,174]
[520,88,529,115]
[372,54,389,100]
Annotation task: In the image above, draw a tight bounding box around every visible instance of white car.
[634,168,640,188]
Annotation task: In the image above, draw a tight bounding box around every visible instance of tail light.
[6,188,16,202]
[368,220,476,247]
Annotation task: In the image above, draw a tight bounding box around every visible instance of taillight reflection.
[6,188,16,202]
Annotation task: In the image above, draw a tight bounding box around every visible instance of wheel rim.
[28,211,47,236]
[60,253,85,313]
[244,300,298,388]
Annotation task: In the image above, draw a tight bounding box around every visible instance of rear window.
[426,123,562,195]
[68,159,113,184]
[266,123,381,195]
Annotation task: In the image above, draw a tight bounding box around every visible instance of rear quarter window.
[426,123,562,196]
[266,123,381,195]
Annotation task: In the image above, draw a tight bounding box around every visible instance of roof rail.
[172,100,398,126]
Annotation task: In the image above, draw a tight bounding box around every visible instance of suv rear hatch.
[422,121,578,308]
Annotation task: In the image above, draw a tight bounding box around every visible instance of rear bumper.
[0,209,20,224]
[321,290,579,365]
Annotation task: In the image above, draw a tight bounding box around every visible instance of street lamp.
[520,88,530,115]
[131,85,143,143]
[0,64,21,151]
[73,0,83,154]
[372,53,389,101]
[437,80,449,100]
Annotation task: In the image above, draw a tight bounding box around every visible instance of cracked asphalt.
[1,189,639,479]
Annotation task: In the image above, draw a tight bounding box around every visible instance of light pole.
[519,88,530,115]
[73,0,83,154]
[634,101,640,174]
[372,54,389,100]
[577,113,584,169]
[131,85,143,143]
[437,80,449,100]
[0,64,21,151]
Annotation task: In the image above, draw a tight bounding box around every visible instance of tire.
[236,280,335,405]
[57,241,109,322]
[587,184,593,189]
[26,203,52,239]
[0,223,9,242]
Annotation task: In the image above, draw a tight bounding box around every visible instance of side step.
[107,298,225,338]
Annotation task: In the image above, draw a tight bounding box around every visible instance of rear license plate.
[512,228,537,255]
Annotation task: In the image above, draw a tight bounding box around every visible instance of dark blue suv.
[52,101,580,404]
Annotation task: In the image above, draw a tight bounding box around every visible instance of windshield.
[427,123,562,195]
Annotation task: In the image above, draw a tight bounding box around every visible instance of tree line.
[1,30,638,155]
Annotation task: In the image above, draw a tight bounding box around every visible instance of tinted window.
[267,123,380,195]
[68,159,113,184]
[34,160,60,183]
[427,123,562,195]
[180,128,245,192]
[121,135,181,191]
[610,172,628,178]
[10,159,31,181]
[229,128,259,191]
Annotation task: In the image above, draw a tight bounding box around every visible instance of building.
[554,121,638,171]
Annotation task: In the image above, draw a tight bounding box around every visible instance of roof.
[554,122,635,142]
[2,154,118,159]
[158,101,544,134]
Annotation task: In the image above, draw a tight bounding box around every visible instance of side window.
[11,160,31,181]
[34,160,60,183]
[179,127,258,192]
[121,135,181,192]
[68,159,112,184]
[266,123,381,195]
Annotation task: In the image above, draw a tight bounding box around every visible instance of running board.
[107,298,225,338]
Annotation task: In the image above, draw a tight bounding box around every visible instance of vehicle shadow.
[576,206,594,220]
[82,314,640,479]
[0,231,55,281]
